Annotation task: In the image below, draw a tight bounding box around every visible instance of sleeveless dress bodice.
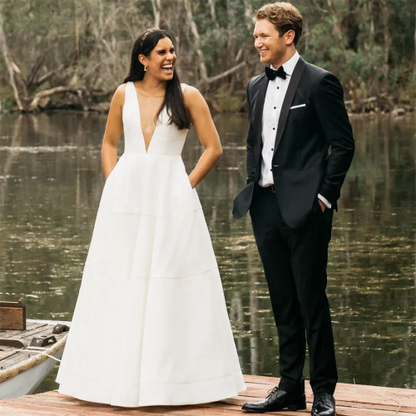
[123,81,187,156]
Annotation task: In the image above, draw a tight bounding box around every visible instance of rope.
[25,346,62,363]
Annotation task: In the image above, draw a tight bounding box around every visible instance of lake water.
[0,112,414,393]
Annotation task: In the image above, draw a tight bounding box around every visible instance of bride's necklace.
[137,90,164,98]
[136,85,165,98]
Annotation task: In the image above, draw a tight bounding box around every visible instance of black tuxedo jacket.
[233,57,355,228]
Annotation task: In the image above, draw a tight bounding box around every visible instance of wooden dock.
[1,374,415,415]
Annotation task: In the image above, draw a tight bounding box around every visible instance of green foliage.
[0,0,414,109]
[300,0,415,100]
[215,85,245,112]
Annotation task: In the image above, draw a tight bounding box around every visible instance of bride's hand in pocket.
[184,86,223,188]
[188,174,196,189]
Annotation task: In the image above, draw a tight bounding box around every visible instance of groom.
[233,2,354,415]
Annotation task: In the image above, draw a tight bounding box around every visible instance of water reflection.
[0,112,414,392]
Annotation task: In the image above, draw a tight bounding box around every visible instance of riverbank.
[0,96,414,117]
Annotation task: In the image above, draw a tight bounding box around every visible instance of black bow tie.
[265,66,287,81]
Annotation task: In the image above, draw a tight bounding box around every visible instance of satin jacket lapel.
[253,75,268,176]
[273,57,306,155]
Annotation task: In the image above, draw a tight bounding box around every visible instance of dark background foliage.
[0,0,414,112]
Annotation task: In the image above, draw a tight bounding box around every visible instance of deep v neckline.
[133,83,165,153]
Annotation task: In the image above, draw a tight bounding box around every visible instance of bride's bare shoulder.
[183,85,206,109]
[183,84,199,98]
[115,83,128,97]
[110,83,128,107]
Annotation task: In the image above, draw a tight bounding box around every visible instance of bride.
[56,27,246,408]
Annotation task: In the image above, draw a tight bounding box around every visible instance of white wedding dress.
[56,82,246,407]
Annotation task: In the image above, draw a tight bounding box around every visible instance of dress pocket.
[105,155,124,182]
[186,175,193,190]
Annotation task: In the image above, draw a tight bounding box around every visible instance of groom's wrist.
[318,194,331,209]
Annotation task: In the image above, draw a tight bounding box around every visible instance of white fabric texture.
[259,51,300,187]
[56,82,246,407]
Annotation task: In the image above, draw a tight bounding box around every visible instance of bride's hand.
[183,86,223,188]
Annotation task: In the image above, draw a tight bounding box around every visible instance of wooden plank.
[1,323,49,339]
[0,350,19,361]
[16,325,52,340]
[20,393,242,415]
[0,408,65,416]
[0,350,44,368]
[1,375,415,416]
[335,408,415,416]
[243,375,416,413]
[3,391,242,416]
[2,397,414,416]
[226,396,415,416]
[1,322,67,342]
[335,382,416,411]
[0,401,150,415]
[0,321,39,338]
[1,399,227,416]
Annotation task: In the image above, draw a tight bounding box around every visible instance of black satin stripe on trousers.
[249,185,337,394]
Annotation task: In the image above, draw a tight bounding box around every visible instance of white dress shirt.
[259,51,331,209]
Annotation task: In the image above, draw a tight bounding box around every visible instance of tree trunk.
[342,0,359,51]
[326,0,347,58]
[75,0,80,59]
[208,0,216,22]
[414,3,416,73]
[368,1,374,50]
[244,0,253,30]
[304,18,309,52]
[151,0,161,27]
[0,13,23,111]
[183,0,207,80]
[381,0,391,93]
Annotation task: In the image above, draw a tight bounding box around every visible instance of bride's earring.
[144,65,147,72]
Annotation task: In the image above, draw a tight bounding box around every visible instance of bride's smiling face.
[139,37,176,81]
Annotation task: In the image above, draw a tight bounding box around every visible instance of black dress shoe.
[311,392,336,416]
[242,387,306,413]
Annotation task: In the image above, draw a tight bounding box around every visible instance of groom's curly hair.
[254,2,303,47]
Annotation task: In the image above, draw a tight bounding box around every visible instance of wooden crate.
[0,300,26,330]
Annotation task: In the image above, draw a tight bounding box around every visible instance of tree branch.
[196,61,245,88]
[29,85,81,111]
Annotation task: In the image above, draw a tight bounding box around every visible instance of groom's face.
[253,19,286,67]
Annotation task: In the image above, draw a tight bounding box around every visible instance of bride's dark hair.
[124,29,190,130]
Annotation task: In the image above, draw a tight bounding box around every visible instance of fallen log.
[29,86,84,112]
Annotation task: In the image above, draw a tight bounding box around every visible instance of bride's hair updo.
[124,28,190,130]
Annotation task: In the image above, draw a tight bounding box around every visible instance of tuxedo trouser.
[250,185,337,394]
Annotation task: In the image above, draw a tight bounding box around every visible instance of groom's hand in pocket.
[318,199,326,212]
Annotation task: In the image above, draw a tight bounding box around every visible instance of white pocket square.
[290,104,306,110]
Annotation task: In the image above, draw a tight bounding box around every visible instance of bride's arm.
[101,85,125,179]
[183,86,223,188]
